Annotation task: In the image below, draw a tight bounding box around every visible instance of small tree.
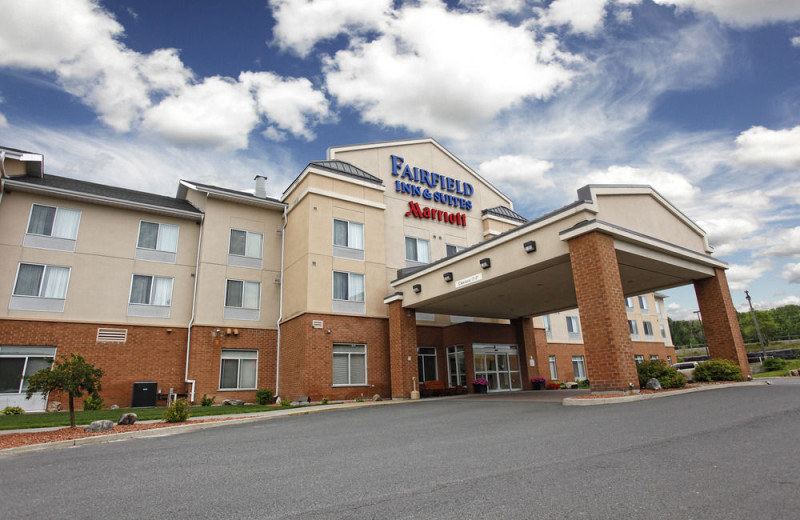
[25,354,103,428]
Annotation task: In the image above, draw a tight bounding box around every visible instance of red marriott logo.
[405,201,467,227]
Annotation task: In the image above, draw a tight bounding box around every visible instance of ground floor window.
[0,346,56,412]
[572,355,587,381]
[634,354,645,364]
[219,349,257,390]
[549,355,558,380]
[417,347,437,382]
[650,354,659,360]
[447,345,465,387]
[473,345,521,391]
[333,343,366,386]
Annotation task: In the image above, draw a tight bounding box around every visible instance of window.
[0,346,56,412]
[332,271,364,302]
[634,354,645,364]
[660,324,667,341]
[333,219,364,250]
[229,229,263,258]
[13,263,70,299]
[26,204,80,240]
[225,280,260,309]
[542,314,552,339]
[625,297,634,311]
[219,350,257,390]
[418,347,437,382]
[447,345,466,387]
[129,275,173,306]
[405,237,430,263]
[332,343,366,385]
[667,355,672,366]
[549,355,558,380]
[138,221,179,253]
[643,321,654,338]
[650,355,659,360]
[446,244,465,257]
[638,295,649,313]
[656,299,664,318]
[628,320,640,340]
[566,316,581,339]
[572,355,586,381]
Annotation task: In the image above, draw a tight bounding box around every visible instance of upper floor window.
[446,244,466,257]
[625,297,634,311]
[638,295,649,313]
[24,204,81,252]
[224,279,261,321]
[628,319,640,339]
[566,315,581,340]
[634,355,645,364]
[10,263,70,312]
[405,237,430,265]
[656,299,664,318]
[333,219,364,260]
[229,229,263,259]
[128,274,173,318]
[542,314,552,339]
[136,221,178,263]
[332,271,365,314]
[643,321,654,338]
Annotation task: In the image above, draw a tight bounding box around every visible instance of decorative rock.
[110,404,120,410]
[47,401,61,413]
[564,382,579,389]
[645,378,663,391]
[117,413,137,425]
[222,399,245,406]
[84,420,115,432]
[372,394,382,402]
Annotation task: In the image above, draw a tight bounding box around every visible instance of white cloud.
[654,0,800,27]
[726,259,773,291]
[792,36,800,47]
[544,0,611,34]
[734,126,800,169]
[759,227,800,257]
[582,165,700,207]
[459,0,529,16]
[0,112,7,128]
[782,263,800,284]
[323,1,577,139]
[270,0,391,57]
[741,294,800,311]
[478,155,555,199]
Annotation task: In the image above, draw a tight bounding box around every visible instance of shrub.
[354,396,365,402]
[321,397,329,405]
[546,382,561,389]
[163,398,191,423]
[200,394,215,407]
[578,379,591,389]
[763,358,787,371]
[83,392,104,410]
[637,360,687,389]
[2,406,25,415]
[279,397,291,407]
[255,388,274,405]
[694,360,744,382]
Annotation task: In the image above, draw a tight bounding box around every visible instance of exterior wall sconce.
[413,284,422,293]
[480,258,491,269]
[443,272,453,282]
[523,240,537,253]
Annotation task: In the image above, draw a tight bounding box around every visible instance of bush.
[83,392,104,410]
[763,358,788,371]
[546,382,561,389]
[200,394,215,407]
[637,360,687,389]
[279,397,291,407]
[255,388,274,405]
[2,406,25,415]
[321,397,329,405]
[694,360,744,382]
[163,398,191,423]
[578,379,590,389]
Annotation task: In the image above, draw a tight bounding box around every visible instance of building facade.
[1,140,744,411]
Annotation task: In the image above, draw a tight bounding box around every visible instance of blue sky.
[1,0,799,320]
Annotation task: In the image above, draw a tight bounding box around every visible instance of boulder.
[47,401,61,413]
[645,378,663,391]
[291,396,311,406]
[222,399,245,406]
[110,404,120,410]
[84,420,115,432]
[117,413,137,425]
[372,394,382,402]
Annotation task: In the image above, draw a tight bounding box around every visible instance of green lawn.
[0,403,295,431]
[753,359,800,378]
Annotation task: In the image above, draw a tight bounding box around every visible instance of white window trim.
[638,295,649,313]
[333,219,364,251]
[446,345,466,388]
[219,349,258,390]
[571,355,587,381]
[643,320,654,338]
[225,279,261,310]
[128,274,173,306]
[137,220,179,253]
[26,203,81,240]
[549,355,558,380]
[332,271,365,302]
[405,236,430,264]
[629,319,640,340]
[566,316,581,340]
[228,229,264,259]
[332,343,368,387]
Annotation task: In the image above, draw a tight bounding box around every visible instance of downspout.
[185,194,207,403]
[276,205,287,396]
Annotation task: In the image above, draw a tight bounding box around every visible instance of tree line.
[669,304,800,348]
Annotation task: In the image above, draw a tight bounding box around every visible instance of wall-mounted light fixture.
[443,272,453,282]
[523,240,537,253]
[479,258,491,269]
[413,284,422,293]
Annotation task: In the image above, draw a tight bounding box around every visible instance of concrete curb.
[562,381,767,406]
[0,399,416,457]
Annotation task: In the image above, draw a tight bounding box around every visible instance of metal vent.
[97,328,128,343]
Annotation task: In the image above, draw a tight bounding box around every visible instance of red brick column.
[512,318,537,389]
[388,299,418,399]
[567,231,639,392]
[694,268,751,376]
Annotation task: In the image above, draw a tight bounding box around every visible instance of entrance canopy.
[387,185,726,319]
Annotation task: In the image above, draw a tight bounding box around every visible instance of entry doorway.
[473,345,522,392]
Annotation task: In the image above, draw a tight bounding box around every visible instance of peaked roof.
[482,206,527,223]
[309,160,383,185]
[179,179,283,206]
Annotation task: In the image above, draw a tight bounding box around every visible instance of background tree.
[25,354,103,428]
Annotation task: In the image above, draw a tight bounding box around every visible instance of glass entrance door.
[473,345,521,392]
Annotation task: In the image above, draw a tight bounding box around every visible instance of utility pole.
[745,290,767,363]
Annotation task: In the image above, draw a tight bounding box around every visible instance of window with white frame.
[26,204,80,240]
[650,355,659,360]
[417,347,437,382]
[638,295,649,313]
[138,221,179,252]
[219,349,257,390]
[405,237,430,264]
[566,316,581,339]
[634,354,645,364]
[628,319,640,339]
[643,321,654,338]
[656,299,664,318]
[225,280,260,309]
[332,343,367,385]
[129,275,173,306]
[10,263,71,312]
[625,297,634,311]
[572,355,587,381]
[446,244,465,257]
[332,271,364,302]
[667,355,672,365]
[549,355,558,380]
[660,324,667,341]
[447,345,466,387]
[333,219,364,250]
[542,314,552,339]
[229,229,263,259]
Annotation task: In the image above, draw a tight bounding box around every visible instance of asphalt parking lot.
[2,380,799,519]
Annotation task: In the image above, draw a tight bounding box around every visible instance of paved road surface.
[2,381,799,519]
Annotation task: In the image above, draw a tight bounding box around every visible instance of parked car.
[673,361,698,382]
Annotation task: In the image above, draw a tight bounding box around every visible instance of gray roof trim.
[309,160,383,185]
[179,180,285,210]
[481,206,527,223]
